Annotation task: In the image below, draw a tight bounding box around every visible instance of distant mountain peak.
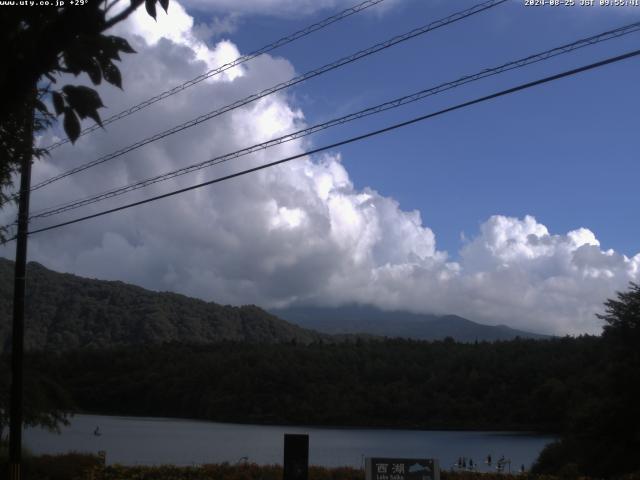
[271,304,549,342]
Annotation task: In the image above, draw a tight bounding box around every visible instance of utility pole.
[8,93,35,480]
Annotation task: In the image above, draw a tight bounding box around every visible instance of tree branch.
[102,0,144,31]
[104,0,121,15]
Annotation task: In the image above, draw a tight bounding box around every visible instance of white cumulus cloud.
[179,0,399,17]
[1,1,638,336]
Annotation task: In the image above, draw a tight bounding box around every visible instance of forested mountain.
[23,337,599,432]
[272,305,549,342]
[0,258,328,351]
[1,256,637,477]
[1,258,547,351]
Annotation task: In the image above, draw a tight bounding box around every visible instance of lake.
[24,414,555,471]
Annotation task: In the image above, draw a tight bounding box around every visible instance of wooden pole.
[8,91,35,480]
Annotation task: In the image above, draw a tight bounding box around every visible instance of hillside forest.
[0,256,638,477]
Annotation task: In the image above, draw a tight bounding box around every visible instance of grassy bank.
[3,454,640,480]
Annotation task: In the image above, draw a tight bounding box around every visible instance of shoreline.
[61,411,557,435]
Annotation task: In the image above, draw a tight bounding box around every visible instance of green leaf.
[52,92,65,116]
[62,42,101,84]
[102,62,122,89]
[85,58,102,85]
[145,0,157,19]
[86,109,103,128]
[95,35,121,61]
[62,85,104,107]
[63,108,81,143]
[159,0,169,12]
[62,51,82,76]
[62,85,104,121]
[35,99,48,115]
[108,36,136,54]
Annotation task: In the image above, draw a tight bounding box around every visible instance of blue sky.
[194,0,640,258]
[3,0,639,334]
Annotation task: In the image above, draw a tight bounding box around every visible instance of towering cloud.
[1,2,637,336]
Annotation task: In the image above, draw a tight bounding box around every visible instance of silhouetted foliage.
[0,357,74,443]
[599,282,640,344]
[533,283,640,477]
[0,0,170,240]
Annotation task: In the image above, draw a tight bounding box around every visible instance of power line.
[25,20,640,220]
[22,48,640,238]
[43,0,389,152]
[29,0,508,193]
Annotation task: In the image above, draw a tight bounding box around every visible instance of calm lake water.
[24,414,555,470]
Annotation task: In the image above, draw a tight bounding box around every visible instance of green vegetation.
[0,0,170,243]
[99,464,357,480]
[1,257,638,476]
[532,283,640,477]
[3,454,638,480]
[0,450,102,480]
[0,259,328,351]
[15,337,598,431]
[0,360,73,444]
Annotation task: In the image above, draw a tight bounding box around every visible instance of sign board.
[365,458,440,480]
[283,434,309,480]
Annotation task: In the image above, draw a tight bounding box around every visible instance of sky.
[1,0,639,335]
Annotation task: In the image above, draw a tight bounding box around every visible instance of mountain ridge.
[0,257,328,351]
[1,258,547,351]
[272,304,549,342]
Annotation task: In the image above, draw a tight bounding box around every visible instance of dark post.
[8,93,35,480]
[283,434,309,480]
